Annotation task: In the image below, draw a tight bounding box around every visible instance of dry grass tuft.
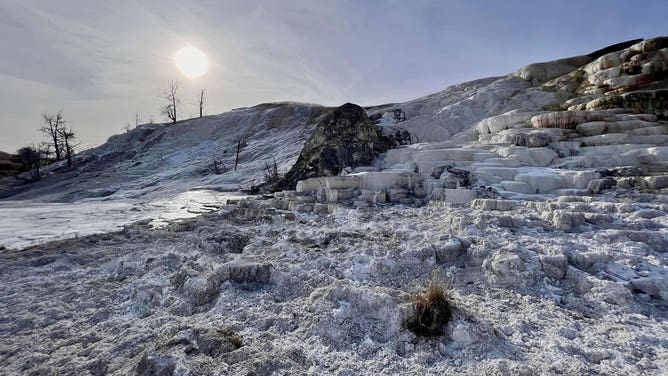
[218,327,243,349]
[404,278,452,336]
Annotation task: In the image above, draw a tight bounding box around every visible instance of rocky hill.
[278,103,408,190]
[0,103,327,201]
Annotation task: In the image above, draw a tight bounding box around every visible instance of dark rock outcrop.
[512,132,551,148]
[596,166,645,177]
[588,178,618,194]
[277,103,406,189]
[586,90,668,118]
[586,38,643,60]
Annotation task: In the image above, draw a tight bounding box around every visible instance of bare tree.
[263,158,279,184]
[198,89,206,118]
[58,125,77,167]
[135,112,142,127]
[123,122,132,133]
[161,80,181,123]
[40,111,65,160]
[234,137,246,171]
[210,155,227,174]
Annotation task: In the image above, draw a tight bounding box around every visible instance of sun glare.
[174,45,209,79]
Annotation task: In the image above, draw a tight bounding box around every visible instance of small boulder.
[181,276,220,306]
[433,239,463,263]
[551,211,585,232]
[484,250,526,287]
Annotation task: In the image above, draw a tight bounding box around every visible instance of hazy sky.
[1,0,666,151]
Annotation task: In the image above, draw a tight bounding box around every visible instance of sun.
[174,45,209,79]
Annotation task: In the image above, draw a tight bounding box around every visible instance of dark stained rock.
[167,327,242,357]
[512,133,551,148]
[587,90,668,118]
[588,178,617,194]
[446,167,473,187]
[135,353,178,376]
[217,261,272,284]
[277,103,407,189]
[596,166,645,177]
[431,166,447,179]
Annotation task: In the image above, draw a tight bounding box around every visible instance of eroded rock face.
[279,103,404,189]
[586,90,668,117]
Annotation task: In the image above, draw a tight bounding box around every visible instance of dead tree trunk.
[58,126,77,167]
[234,137,241,171]
[161,81,180,124]
[198,89,206,118]
[41,112,65,161]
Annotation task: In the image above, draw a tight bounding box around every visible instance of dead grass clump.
[218,327,243,350]
[405,281,452,336]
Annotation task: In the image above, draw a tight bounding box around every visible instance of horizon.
[1,0,667,151]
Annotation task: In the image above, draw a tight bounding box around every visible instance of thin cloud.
[0,0,666,151]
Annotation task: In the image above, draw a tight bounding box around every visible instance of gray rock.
[634,209,665,219]
[584,213,616,227]
[168,328,242,356]
[180,276,220,306]
[565,266,595,294]
[623,231,668,252]
[644,175,668,190]
[551,211,585,232]
[587,178,617,194]
[540,253,568,280]
[433,239,463,263]
[629,277,663,299]
[205,230,250,254]
[218,261,272,284]
[130,288,161,318]
[616,177,640,189]
[512,132,551,147]
[483,250,526,287]
[135,353,180,376]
